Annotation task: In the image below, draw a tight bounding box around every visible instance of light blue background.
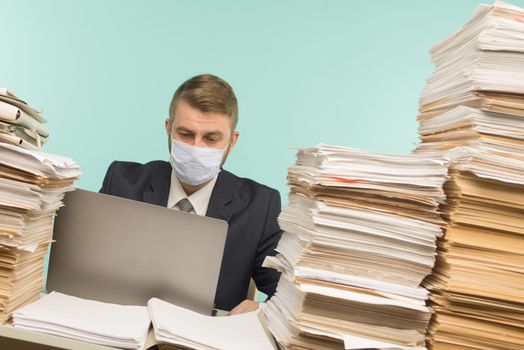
[2,0,523,197]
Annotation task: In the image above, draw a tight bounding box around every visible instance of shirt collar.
[167,170,218,216]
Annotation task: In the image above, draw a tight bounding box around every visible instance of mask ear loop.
[223,131,236,152]
[219,140,233,170]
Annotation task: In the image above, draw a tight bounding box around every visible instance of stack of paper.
[12,292,151,349]
[414,2,524,349]
[416,105,524,160]
[0,88,49,150]
[0,142,79,323]
[421,148,524,349]
[416,2,524,159]
[12,291,278,350]
[418,2,524,121]
[149,298,277,350]
[263,144,447,350]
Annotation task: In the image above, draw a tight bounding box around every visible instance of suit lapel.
[206,170,234,223]
[142,163,171,207]
[142,164,235,221]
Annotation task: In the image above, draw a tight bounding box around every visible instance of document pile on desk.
[11,291,277,350]
[0,90,80,323]
[149,298,276,350]
[0,88,49,150]
[12,292,151,349]
[414,2,524,349]
[263,144,447,350]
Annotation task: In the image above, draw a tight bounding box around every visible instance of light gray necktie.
[176,198,194,213]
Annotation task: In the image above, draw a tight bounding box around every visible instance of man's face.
[165,99,239,162]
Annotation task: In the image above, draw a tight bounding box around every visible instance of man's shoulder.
[100,160,171,195]
[107,160,171,179]
[219,169,279,199]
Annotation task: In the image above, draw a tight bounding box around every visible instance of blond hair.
[169,74,238,129]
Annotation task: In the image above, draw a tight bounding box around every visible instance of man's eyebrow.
[204,131,224,137]
[175,127,193,134]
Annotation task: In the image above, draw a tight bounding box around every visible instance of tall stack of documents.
[0,88,49,150]
[416,2,524,159]
[0,96,79,323]
[263,144,447,350]
[421,149,524,349]
[414,2,524,349]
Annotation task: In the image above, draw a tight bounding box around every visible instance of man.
[99,74,282,314]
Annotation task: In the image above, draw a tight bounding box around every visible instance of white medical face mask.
[169,139,228,186]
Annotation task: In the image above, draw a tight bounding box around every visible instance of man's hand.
[229,300,260,315]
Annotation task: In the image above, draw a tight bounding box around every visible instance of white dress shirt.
[167,170,218,216]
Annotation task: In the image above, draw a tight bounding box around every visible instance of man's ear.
[165,118,173,152]
[228,130,240,152]
[220,131,240,167]
[165,118,171,135]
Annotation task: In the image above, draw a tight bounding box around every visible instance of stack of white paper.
[416,2,524,158]
[263,144,447,350]
[416,0,524,161]
[12,292,278,350]
[149,298,277,350]
[416,105,524,160]
[0,139,79,323]
[0,88,48,150]
[419,2,524,120]
[12,292,151,350]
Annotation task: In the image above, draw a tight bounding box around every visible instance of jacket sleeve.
[252,189,283,298]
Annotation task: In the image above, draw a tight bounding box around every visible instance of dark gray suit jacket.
[99,160,282,311]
